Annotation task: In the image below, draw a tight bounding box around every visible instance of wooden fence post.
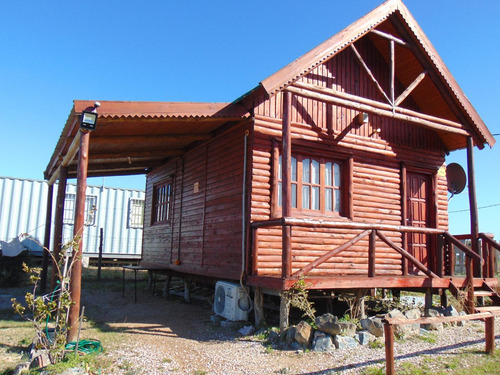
[485,316,495,354]
[384,323,395,375]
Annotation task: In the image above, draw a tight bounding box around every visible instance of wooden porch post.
[282,91,292,279]
[51,166,68,291]
[466,136,478,313]
[40,183,54,293]
[67,130,90,343]
[280,91,292,333]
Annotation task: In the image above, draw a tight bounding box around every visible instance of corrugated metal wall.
[0,176,144,259]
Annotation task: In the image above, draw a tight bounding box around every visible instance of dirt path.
[79,286,500,375]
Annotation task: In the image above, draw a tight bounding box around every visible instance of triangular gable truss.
[259,0,494,151]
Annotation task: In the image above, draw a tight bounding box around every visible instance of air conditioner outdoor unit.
[213,281,250,321]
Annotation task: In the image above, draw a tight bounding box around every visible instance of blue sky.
[0,1,499,239]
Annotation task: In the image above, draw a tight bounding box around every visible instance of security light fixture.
[80,102,100,131]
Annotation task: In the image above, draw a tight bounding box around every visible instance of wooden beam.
[88,150,184,159]
[370,29,408,47]
[68,130,90,343]
[282,91,292,279]
[292,230,371,277]
[395,70,427,107]
[293,81,468,131]
[90,133,213,144]
[287,84,470,137]
[376,230,439,278]
[48,131,81,185]
[390,40,395,105]
[351,44,391,104]
[253,217,446,235]
[40,184,53,293]
[50,166,67,291]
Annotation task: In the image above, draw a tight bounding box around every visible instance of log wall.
[142,124,249,280]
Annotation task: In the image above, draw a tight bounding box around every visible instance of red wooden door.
[406,172,430,274]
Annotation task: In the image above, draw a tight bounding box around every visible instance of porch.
[247,217,500,314]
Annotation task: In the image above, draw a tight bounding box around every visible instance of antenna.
[446,163,466,199]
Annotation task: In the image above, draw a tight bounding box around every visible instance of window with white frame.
[128,198,145,228]
[279,154,343,214]
[63,194,98,226]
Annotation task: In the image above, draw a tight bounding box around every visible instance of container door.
[406,172,431,274]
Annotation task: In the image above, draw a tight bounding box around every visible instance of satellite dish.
[446,163,466,195]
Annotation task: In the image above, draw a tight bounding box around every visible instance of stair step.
[475,306,500,312]
[474,291,496,297]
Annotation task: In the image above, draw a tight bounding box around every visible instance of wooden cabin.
[45,0,499,326]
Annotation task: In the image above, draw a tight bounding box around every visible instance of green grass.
[365,350,500,375]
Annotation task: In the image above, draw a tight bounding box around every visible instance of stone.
[294,321,313,345]
[360,317,384,337]
[312,331,334,352]
[403,308,421,335]
[220,320,245,330]
[457,311,467,327]
[443,305,459,317]
[338,322,357,337]
[285,326,296,344]
[422,308,444,331]
[419,328,430,336]
[291,341,304,351]
[356,330,375,346]
[315,313,341,335]
[334,335,359,349]
[238,325,255,336]
[210,314,223,327]
[13,362,30,375]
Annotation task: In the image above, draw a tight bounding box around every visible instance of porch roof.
[44,100,249,180]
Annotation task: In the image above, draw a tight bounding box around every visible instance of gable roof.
[259,0,494,150]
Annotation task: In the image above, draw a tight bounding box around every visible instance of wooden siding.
[142,124,249,280]
[250,42,449,278]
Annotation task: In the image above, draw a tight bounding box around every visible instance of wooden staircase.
[474,282,500,313]
[448,280,500,314]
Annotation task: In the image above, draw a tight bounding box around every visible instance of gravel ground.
[78,287,500,375]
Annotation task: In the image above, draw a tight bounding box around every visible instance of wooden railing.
[250,218,491,283]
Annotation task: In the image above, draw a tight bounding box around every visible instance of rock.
[403,308,421,335]
[356,330,375,345]
[334,335,359,349]
[405,308,421,320]
[238,325,255,336]
[267,330,280,343]
[294,321,313,345]
[422,309,444,331]
[291,341,304,351]
[285,326,296,344]
[419,328,430,336]
[338,322,357,337]
[13,362,30,375]
[386,308,405,320]
[312,331,334,352]
[457,311,467,327]
[210,314,223,327]
[315,313,341,335]
[387,309,419,337]
[443,305,459,317]
[220,320,245,330]
[360,317,384,337]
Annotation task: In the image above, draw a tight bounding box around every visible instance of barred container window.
[128,198,145,228]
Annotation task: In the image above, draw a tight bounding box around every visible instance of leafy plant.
[11,237,80,364]
[283,278,316,321]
